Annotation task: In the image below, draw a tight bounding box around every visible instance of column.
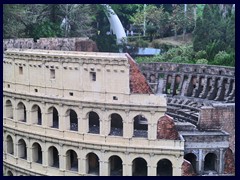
[122,162,132,176]
[148,165,156,176]
[42,147,48,174]
[99,160,109,176]
[219,148,224,174]
[79,157,87,175]
[198,149,203,175]
[81,117,88,134]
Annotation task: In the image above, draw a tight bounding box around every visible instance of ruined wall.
[157,115,179,140]
[126,54,153,94]
[3,37,98,52]
[224,148,235,174]
[139,62,235,103]
[181,160,195,176]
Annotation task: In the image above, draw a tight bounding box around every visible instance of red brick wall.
[198,107,221,130]
[75,40,98,52]
[181,160,196,176]
[157,115,179,140]
[224,148,235,174]
[126,54,153,94]
[198,105,235,154]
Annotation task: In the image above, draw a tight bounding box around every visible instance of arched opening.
[18,139,27,159]
[87,152,99,175]
[132,157,147,176]
[133,115,148,138]
[7,170,13,176]
[6,135,14,155]
[67,109,78,131]
[48,146,59,168]
[88,111,100,134]
[66,150,78,171]
[187,76,197,97]
[110,113,123,136]
[149,74,156,83]
[173,75,181,95]
[31,105,42,125]
[204,153,217,171]
[157,159,172,176]
[32,142,42,164]
[5,100,13,119]
[17,102,26,122]
[166,75,172,94]
[48,107,59,128]
[184,153,197,173]
[109,155,122,176]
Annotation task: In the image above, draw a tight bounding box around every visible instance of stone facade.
[3,49,184,176]
[3,42,235,176]
[3,38,98,52]
[139,62,235,176]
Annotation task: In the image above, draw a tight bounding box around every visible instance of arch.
[31,104,42,125]
[150,74,156,83]
[6,135,14,155]
[17,102,26,122]
[18,139,27,159]
[88,111,100,134]
[204,153,217,171]
[87,152,99,175]
[48,146,59,168]
[7,170,13,176]
[48,106,59,128]
[66,109,78,131]
[66,149,78,171]
[157,159,172,176]
[5,100,13,119]
[173,75,181,95]
[109,155,122,176]
[166,75,172,94]
[133,115,148,138]
[132,157,147,176]
[32,142,42,164]
[109,113,123,136]
[184,153,197,173]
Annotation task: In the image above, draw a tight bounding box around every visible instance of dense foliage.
[3,4,235,67]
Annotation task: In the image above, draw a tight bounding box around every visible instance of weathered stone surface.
[224,148,235,174]
[3,37,98,52]
[181,159,196,176]
[75,40,98,52]
[157,115,179,140]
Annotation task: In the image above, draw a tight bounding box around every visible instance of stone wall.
[157,115,179,140]
[3,37,98,52]
[181,160,195,176]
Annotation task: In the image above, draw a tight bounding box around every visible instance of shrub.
[196,58,208,64]
[195,50,207,59]
[212,51,234,67]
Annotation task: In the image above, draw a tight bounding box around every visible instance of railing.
[4,118,184,151]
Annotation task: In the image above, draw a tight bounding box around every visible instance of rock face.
[75,40,98,52]
[3,37,98,52]
[157,115,179,140]
[126,54,153,94]
[181,160,196,176]
[224,148,235,174]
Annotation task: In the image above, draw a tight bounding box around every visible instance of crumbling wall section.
[3,37,98,52]
[224,148,235,174]
[198,104,235,154]
[157,115,179,140]
[181,160,196,176]
[126,54,153,94]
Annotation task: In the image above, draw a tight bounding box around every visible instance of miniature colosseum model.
[3,38,235,176]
